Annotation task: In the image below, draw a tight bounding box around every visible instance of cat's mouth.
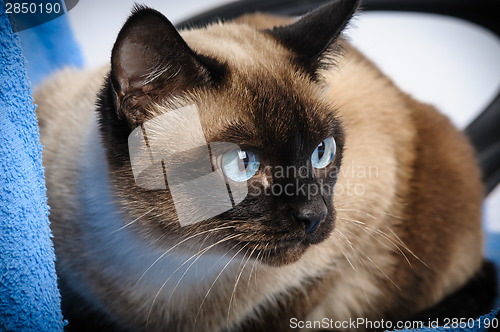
[243,214,336,267]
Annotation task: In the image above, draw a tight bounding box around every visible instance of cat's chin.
[259,243,308,266]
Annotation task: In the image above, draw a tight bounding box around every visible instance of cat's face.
[98,1,358,266]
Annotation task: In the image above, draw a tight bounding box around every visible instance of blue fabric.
[16,9,83,86]
[0,1,63,330]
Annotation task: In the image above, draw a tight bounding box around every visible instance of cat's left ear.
[267,0,360,77]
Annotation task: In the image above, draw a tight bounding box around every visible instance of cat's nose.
[293,209,327,234]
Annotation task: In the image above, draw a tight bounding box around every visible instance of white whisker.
[195,243,249,326]
[136,225,236,284]
[146,234,240,327]
[227,245,256,322]
[109,208,155,234]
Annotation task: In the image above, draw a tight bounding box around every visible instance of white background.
[67,0,500,230]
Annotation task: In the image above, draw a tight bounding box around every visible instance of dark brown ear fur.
[110,5,226,128]
[266,0,360,77]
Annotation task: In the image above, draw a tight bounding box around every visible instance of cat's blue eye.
[221,149,260,182]
[311,136,336,169]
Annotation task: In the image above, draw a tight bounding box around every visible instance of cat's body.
[36,2,490,331]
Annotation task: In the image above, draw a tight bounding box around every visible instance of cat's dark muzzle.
[241,211,336,266]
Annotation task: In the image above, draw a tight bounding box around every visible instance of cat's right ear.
[267,0,360,78]
[110,6,225,127]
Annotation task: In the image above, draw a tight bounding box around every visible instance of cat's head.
[98,0,359,266]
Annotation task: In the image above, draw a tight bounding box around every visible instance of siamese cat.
[35,0,496,331]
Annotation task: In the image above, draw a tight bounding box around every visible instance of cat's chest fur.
[61,110,386,329]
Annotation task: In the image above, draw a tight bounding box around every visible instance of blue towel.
[0,1,63,330]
